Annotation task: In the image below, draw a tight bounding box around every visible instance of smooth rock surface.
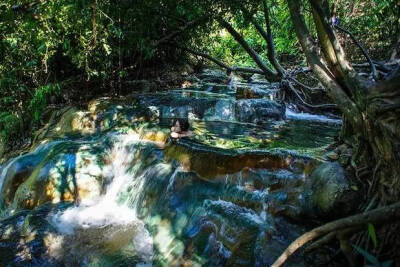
[302,162,358,219]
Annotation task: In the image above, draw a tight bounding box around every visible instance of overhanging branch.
[217,18,280,81]
[153,17,205,47]
[176,45,265,74]
[237,1,285,75]
[335,25,378,80]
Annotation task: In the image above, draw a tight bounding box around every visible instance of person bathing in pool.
[170,118,192,139]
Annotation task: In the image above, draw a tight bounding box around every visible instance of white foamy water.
[50,133,154,261]
[285,108,342,124]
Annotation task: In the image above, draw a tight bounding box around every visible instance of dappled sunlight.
[0,81,342,265]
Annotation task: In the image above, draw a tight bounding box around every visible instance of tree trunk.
[389,33,400,61]
[287,0,400,204]
[237,1,285,76]
[262,0,286,75]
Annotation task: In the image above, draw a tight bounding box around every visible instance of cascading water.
[0,71,342,266]
[50,133,154,263]
[285,108,342,124]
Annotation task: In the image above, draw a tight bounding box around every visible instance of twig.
[271,201,400,267]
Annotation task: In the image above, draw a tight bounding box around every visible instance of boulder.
[235,99,285,123]
[199,69,228,83]
[302,162,358,219]
[10,142,105,211]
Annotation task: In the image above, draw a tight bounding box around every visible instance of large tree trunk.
[287,0,400,204]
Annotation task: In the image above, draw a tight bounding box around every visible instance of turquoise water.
[0,82,340,266]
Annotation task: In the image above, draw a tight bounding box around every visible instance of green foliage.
[0,112,20,144]
[196,0,301,67]
[367,223,378,248]
[0,0,397,151]
[29,83,61,121]
[0,0,203,150]
[335,0,399,60]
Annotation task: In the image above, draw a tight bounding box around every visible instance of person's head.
[171,118,190,132]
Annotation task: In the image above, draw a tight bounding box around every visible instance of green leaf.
[38,43,46,53]
[367,223,377,247]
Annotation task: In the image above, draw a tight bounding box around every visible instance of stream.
[0,70,341,266]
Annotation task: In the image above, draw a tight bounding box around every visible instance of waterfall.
[285,108,342,124]
[50,133,154,262]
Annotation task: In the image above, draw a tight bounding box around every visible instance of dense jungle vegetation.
[0,0,398,150]
[0,0,399,265]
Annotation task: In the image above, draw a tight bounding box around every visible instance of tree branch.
[271,201,400,267]
[262,0,286,75]
[177,46,231,70]
[308,0,363,97]
[176,45,265,74]
[152,17,205,47]
[217,18,280,81]
[237,1,285,75]
[335,25,378,80]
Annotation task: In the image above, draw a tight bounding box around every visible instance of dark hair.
[171,118,190,131]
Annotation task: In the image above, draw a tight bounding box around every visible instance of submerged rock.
[248,74,278,85]
[302,162,358,219]
[164,139,299,179]
[235,99,285,123]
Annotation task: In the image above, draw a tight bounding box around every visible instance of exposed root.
[285,80,336,109]
[304,231,337,252]
[271,201,400,267]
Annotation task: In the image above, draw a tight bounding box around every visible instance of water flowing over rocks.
[0,69,345,266]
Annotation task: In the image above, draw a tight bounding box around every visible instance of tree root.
[285,81,336,109]
[271,201,400,267]
[304,231,337,252]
